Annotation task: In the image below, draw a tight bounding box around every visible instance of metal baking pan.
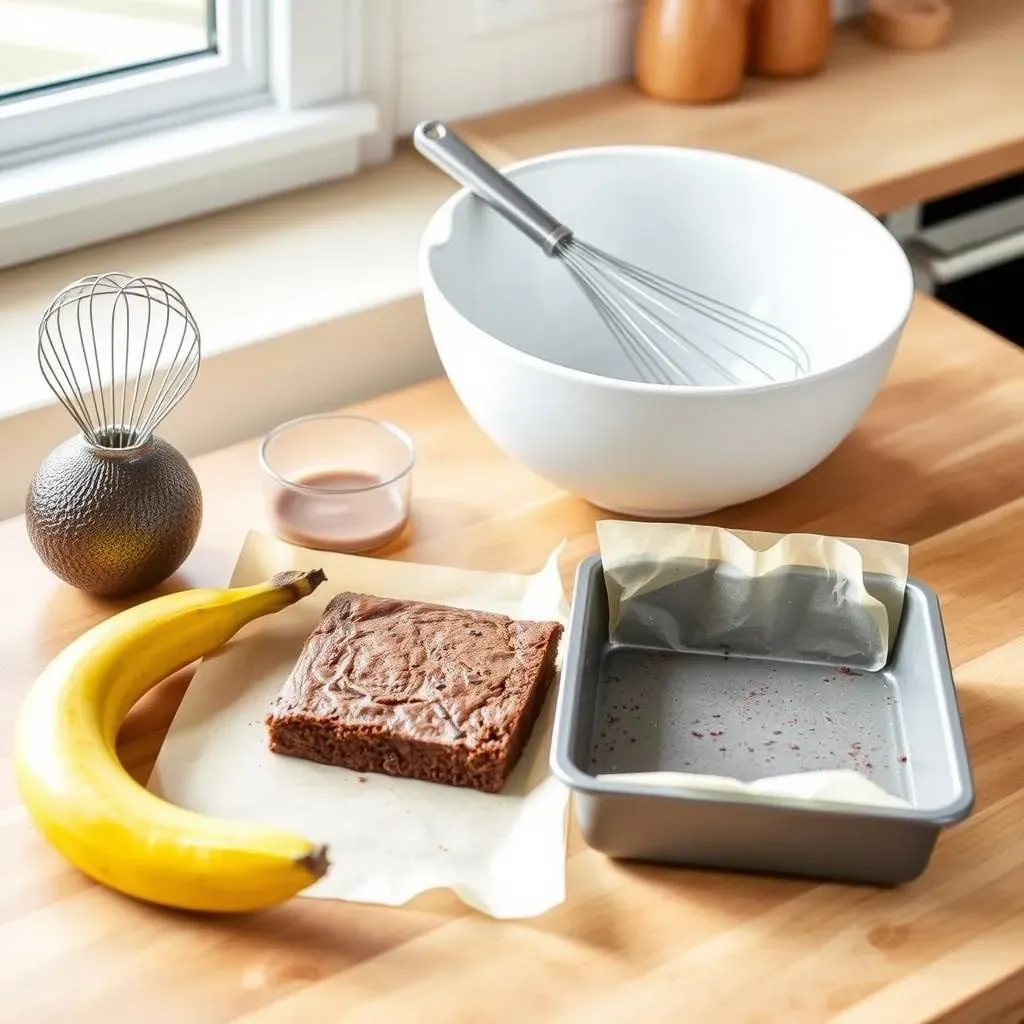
[550,554,974,886]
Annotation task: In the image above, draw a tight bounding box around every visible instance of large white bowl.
[419,145,914,517]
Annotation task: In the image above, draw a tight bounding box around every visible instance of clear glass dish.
[259,413,415,554]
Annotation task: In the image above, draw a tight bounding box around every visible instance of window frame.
[0,0,268,165]
[0,0,389,271]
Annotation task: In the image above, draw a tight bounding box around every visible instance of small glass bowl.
[259,413,415,554]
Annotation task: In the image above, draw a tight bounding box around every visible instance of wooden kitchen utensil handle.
[866,0,953,50]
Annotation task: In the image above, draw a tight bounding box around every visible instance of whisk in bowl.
[413,121,811,387]
[38,272,200,448]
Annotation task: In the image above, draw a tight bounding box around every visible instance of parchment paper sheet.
[598,520,909,671]
[148,531,571,919]
[596,520,912,809]
[597,771,910,810]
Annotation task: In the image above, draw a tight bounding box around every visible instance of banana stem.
[270,568,327,599]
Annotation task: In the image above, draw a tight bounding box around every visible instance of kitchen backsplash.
[397,0,869,133]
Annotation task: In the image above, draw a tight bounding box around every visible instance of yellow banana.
[14,568,329,913]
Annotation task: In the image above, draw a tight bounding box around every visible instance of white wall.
[397,0,869,134]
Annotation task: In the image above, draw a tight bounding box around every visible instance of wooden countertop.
[3,295,1024,1022]
[460,0,1024,215]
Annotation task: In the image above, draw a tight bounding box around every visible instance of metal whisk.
[414,121,810,387]
[38,272,200,448]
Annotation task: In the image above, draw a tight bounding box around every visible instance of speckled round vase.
[26,432,203,598]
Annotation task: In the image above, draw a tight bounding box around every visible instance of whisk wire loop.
[38,272,200,448]
[588,243,811,376]
[564,240,744,385]
[563,248,683,385]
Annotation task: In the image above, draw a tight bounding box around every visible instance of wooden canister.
[747,0,833,77]
[635,0,749,104]
[865,0,953,50]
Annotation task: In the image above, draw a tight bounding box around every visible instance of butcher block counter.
[1,293,1024,1023]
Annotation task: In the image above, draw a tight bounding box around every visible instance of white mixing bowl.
[419,145,914,517]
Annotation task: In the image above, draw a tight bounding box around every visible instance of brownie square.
[265,592,563,793]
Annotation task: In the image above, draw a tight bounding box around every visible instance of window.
[1,0,219,155]
[0,1,213,98]
[0,0,384,270]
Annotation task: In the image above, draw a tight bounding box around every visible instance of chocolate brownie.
[265,592,563,793]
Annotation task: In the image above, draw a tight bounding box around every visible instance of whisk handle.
[413,121,572,256]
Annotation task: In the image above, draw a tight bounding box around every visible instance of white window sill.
[0,97,380,269]
[0,146,454,519]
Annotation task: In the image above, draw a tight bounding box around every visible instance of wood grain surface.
[2,295,1024,1023]
[458,0,1024,215]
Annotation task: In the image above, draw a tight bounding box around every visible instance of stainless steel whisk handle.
[413,120,572,256]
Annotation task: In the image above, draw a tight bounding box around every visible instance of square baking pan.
[550,554,974,886]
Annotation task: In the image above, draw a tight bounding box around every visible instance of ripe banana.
[14,568,330,913]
